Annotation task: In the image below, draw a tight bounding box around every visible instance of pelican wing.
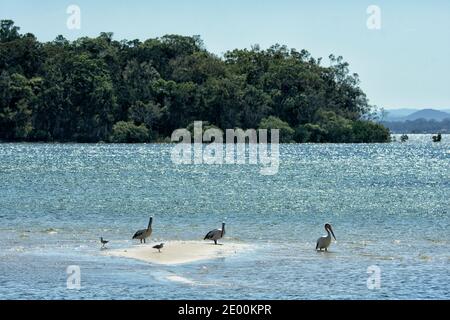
[204,229,219,240]
[133,229,145,239]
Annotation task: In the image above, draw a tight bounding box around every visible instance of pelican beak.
[330,227,336,240]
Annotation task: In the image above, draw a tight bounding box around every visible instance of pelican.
[153,243,164,253]
[132,217,153,244]
[316,223,336,251]
[100,237,109,248]
[204,222,225,245]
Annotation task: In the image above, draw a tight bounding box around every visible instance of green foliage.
[36,52,117,142]
[0,20,390,143]
[259,116,295,143]
[313,110,354,143]
[110,121,149,143]
[129,100,164,131]
[296,112,390,143]
[294,125,311,143]
[0,20,20,42]
[302,124,328,143]
[186,121,222,134]
[351,120,391,143]
[0,72,36,140]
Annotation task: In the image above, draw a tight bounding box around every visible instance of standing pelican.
[132,217,153,244]
[316,223,336,251]
[204,222,225,245]
[100,237,109,248]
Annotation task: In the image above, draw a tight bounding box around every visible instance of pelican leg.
[214,240,217,245]
[144,239,146,244]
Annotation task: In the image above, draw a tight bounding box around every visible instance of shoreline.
[1,134,447,145]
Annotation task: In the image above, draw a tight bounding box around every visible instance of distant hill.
[383,108,419,121]
[383,108,450,122]
[404,109,450,121]
[382,118,450,133]
[381,108,450,133]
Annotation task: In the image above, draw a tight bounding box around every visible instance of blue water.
[0,135,449,299]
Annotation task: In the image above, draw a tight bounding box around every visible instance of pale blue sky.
[1,0,449,110]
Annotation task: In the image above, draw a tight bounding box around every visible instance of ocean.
[0,135,449,299]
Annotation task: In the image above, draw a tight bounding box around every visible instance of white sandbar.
[105,241,249,265]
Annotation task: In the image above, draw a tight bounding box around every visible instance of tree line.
[383,118,450,134]
[0,20,390,143]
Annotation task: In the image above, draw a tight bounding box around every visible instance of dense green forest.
[0,20,390,143]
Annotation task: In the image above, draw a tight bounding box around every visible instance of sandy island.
[104,241,250,265]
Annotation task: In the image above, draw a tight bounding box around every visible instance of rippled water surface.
[0,135,449,299]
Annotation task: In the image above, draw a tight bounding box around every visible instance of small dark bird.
[100,237,109,248]
[153,243,164,253]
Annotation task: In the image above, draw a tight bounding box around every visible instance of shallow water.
[0,135,449,299]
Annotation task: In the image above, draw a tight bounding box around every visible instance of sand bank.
[104,241,250,265]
